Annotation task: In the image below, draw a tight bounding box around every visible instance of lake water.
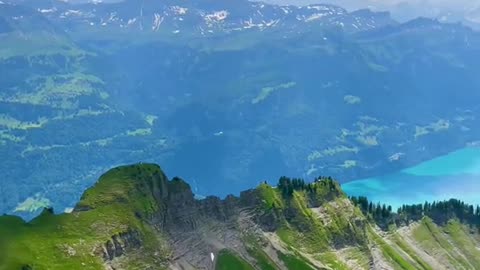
[342,147,480,210]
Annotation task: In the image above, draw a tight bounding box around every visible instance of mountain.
[264,0,480,30]
[10,0,396,36]
[2,0,480,221]
[0,2,81,58]
[1,163,480,269]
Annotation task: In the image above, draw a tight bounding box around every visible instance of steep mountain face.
[2,0,480,220]
[1,164,480,270]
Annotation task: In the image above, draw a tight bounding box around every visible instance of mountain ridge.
[1,0,399,37]
[2,163,480,269]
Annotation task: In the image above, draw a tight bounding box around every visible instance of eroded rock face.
[80,167,367,269]
[4,165,480,270]
[94,230,142,261]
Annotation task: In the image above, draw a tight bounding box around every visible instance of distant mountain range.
[265,0,480,30]
[4,0,396,35]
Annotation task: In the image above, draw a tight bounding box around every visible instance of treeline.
[350,196,480,228]
[271,176,480,229]
[277,176,338,197]
[349,196,393,224]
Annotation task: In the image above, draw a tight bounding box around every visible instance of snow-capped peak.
[13,0,396,36]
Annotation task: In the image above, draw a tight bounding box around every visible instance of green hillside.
[1,164,480,269]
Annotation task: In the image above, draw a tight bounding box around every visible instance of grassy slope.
[0,31,84,60]
[2,165,480,270]
[215,249,255,270]
[272,184,366,253]
[443,220,480,266]
[245,244,279,270]
[258,180,480,270]
[367,227,416,270]
[314,252,350,270]
[392,234,433,270]
[256,181,373,270]
[277,252,317,270]
[411,218,480,269]
[0,164,169,270]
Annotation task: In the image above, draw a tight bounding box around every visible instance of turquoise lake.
[342,147,480,210]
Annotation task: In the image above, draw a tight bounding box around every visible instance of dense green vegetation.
[277,252,316,270]
[0,164,171,270]
[266,176,369,254]
[2,164,480,269]
[277,176,342,200]
[245,246,278,270]
[314,252,350,270]
[215,250,255,270]
[351,196,480,229]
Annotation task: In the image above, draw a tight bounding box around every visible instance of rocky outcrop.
[4,164,480,270]
[94,230,142,261]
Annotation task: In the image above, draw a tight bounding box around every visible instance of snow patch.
[38,8,57,13]
[108,12,118,22]
[210,252,215,262]
[64,10,82,16]
[265,19,279,27]
[243,18,259,29]
[243,18,279,30]
[305,13,327,22]
[127,18,137,25]
[389,153,405,162]
[152,13,164,31]
[307,5,331,11]
[171,6,188,15]
[204,10,229,25]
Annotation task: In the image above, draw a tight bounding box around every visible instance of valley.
[1,0,480,220]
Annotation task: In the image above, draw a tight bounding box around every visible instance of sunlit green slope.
[1,164,480,269]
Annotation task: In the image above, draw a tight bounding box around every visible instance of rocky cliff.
[1,163,480,270]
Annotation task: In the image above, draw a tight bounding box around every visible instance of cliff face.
[1,164,480,270]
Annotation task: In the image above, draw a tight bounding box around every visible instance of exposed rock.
[94,230,143,261]
[3,164,480,270]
